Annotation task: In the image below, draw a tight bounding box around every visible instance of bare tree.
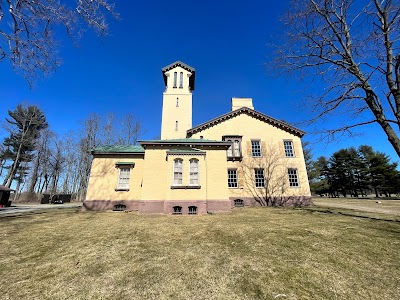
[76,113,101,200]
[0,0,118,84]
[239,142,289,206]
[28,128,53,195]
[276,0,400,157]
[119,113,143,145]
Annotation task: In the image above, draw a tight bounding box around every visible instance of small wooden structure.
[0,185,15,207]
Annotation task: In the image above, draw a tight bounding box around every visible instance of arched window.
[176,97,179,107]
[179,72,183,88]
[173,159,183,185]
[188,206,197,215]
[234,140,240,157]
[173,206,182,214]
[173,72,177,88]
[175,121,178,131]
[227,143,233,157]
[189,159,199,185]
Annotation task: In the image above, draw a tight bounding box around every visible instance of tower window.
[176,98,179,107]
[173,72,177,88]
[179,72,183,88]
[175,121,178,131]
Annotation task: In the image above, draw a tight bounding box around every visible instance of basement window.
[113,204,126,211]
[188,206,198,215]
[173,206,182,215]
[234,199,244,207]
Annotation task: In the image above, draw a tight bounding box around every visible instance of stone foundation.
[230,196,313,208]
[83,199,231,215]
[83,196,312,214]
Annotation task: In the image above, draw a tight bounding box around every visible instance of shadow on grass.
[301,206,400,223]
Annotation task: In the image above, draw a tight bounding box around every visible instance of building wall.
[189,113,311,202]
[161,66,193,139]
[84,155,145,211]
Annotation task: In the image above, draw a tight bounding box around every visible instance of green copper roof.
[92,145,145,153]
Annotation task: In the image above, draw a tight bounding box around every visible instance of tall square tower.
[161,61,195,139]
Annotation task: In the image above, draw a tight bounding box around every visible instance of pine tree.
[2,104,48,188]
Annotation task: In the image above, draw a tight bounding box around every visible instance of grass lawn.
[0,205,399,300]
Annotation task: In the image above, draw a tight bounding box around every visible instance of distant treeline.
[306,145,400,198]
[0,104,143,202]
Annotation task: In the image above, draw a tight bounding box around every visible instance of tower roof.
[162,61,196,90]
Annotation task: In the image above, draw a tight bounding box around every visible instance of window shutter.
[246,141,252,156]
[261,141,267,157]
[293,140,300,157]
[237,168,244,188]
[279,141,285,157]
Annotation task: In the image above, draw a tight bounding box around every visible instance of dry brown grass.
[0,206,399,300]
[312,197,400,219]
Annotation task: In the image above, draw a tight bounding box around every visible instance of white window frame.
[288,168,300,187]
[173,72,177,88]
[254,168,265,188]
[117,167,130,190]
[173,159,183,185]
[228,169,238,188]
[251,140,262,157]
[284,140,295,157]
[179,72,183,88]
[189,158,199,185]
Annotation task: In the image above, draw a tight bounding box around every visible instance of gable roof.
[162,61,196,90]
[92,145,145,155]
[186,107,305,138]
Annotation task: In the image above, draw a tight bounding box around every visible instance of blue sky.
[0,0,398,162]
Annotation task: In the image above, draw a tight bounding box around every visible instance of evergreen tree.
[2,104,48,188]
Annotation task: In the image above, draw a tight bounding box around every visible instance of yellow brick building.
[84,61,311,214]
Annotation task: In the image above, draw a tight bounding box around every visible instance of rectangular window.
[228,169,238,188]
[173,72,177,88]
[173,159,183,185]
[284,140,295,157]
[254,169,265,188]
[288,168,300,187]
[179,72,183,88]
[117,168,130,190]
[190,159,199,185]
[251,140,261,157]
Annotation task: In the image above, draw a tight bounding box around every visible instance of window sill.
[227,156,242,161]
[171,185,201,189]
[115,188,130,191]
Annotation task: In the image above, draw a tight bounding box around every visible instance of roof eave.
[187,107,306,138]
